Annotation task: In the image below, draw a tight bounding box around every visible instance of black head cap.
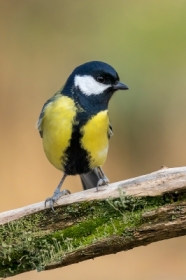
[73,61,119,84]
[64,61,128,92]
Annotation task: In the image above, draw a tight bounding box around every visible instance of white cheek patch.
[74,75,110,96]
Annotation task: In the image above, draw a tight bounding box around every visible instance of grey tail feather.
[80,168,102,190]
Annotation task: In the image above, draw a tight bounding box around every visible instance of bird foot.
[96,176,109,191]
[45,189,71,211]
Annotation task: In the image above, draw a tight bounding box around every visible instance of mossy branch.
[1,166,186,278]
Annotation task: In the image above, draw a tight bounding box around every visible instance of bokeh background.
[1,1,186,279]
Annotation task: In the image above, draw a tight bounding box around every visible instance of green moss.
[1,188,186,277]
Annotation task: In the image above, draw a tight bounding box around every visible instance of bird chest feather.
[42,96,77,170]
[80,110,109,169]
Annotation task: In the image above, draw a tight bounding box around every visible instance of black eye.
[96,76,105,84]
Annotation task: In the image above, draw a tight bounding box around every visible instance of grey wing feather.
[108,122,113,139]
[37,98,53,138]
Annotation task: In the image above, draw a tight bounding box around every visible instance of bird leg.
[45,173,70,211]
[96,167,110,191]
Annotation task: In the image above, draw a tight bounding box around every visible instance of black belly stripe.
[61,111,92,175]
[62,126,91,175]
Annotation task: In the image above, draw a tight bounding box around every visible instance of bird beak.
[113,81,129,91]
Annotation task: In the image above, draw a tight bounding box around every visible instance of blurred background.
[0,0,186,279]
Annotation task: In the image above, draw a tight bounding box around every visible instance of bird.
[37,61,128,210]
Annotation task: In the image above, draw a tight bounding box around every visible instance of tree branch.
[1,166,186,278]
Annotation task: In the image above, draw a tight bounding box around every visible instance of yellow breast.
[80,110,109,169]
[42,96,77,170]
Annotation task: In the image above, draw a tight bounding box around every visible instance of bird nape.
[37,61,129,210]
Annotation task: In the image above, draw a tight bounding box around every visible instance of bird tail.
[80,168,103,190]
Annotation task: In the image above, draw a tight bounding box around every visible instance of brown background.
[1,1,186,279]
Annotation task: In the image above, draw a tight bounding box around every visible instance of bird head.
[64,61,128,94]
[63,61,128,111]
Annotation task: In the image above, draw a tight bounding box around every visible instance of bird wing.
[108,121,113,139]
[37,91,61,138]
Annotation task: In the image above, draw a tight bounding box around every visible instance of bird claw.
[96,176,109,191]
[45,189,71,211]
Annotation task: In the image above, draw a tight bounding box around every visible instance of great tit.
[37,61,128,210]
